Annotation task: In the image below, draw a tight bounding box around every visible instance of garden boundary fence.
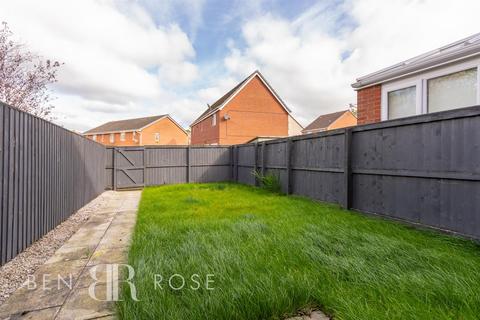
[233,105,480,240]
[2,102,479,266]
[0,102,105,266]
[105,145,231,189]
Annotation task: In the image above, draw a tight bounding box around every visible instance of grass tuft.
[253,170,282,193]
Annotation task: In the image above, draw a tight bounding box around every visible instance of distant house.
[352,33,480,125]
[84,114,188,146]
[302,110,357,134]
[190,70,303,145]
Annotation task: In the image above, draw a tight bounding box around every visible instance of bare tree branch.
[0,22,63,120]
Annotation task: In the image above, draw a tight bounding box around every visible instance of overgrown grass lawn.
[118,183,480,320]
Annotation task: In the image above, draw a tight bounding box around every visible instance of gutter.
[352,44,480,90]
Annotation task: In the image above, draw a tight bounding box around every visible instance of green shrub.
[252,169,282,193]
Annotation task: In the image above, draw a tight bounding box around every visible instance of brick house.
[302,110,357,134]
[352,33,480,125]
[84,114,188,146]
[190,71,303,145]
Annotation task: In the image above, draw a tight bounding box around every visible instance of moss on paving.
[118,183,480,320]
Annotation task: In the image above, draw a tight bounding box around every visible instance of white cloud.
[223,0,480,126]
[0,0,199,131]
[2,0,480,132]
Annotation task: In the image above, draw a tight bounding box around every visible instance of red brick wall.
[190,113,220,145]
[218,76,288,145]
[357,85,381,125]
[85,117,188,146]
[190,75,289,145]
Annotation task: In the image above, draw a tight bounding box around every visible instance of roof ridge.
[84,114,167,134]
[190,70,292,127]
[189,71,258,126]
[303,110,350,131]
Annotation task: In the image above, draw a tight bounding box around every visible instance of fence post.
[286,138,292,194]
[254,142,258,186]
[343,128,352,209]
[112,147,117,191]
[187,145,191,183]
[232,146,238,182]
[261,142,266,177]
[230,146,234,181]
[143,147,146,187]
[235,146,239,182]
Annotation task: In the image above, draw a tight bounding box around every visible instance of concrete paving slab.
[2,306,60,320]
[86,248,128,267]
[0,191,141,320]
[55,286,114,320]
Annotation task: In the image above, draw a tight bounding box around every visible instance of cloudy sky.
[1,0,479,131]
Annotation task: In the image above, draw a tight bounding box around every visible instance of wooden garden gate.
[113,147,145,189]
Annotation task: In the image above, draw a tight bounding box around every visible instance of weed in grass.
[253,169,282,194]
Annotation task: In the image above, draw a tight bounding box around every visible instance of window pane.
[388,86,416,119]
[428,68,477,113]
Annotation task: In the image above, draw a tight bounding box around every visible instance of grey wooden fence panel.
[107,146,232,188]
[0,102,105,266]
[146,147,188,185]
[147,167,187,185]
[231,105,480,239]
[190,147,231,183]
[350,109,480,239]
[290,133,345,204]
[190,165,231,183]
[236,145,256,185]
[265,141,287,167]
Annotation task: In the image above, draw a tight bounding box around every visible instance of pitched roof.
[352,32,480,89]
[303,110,352,132]
[84,115,167,134]
[190,70,291,127]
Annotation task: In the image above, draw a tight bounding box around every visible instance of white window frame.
[133,131,137,142]
[92,135,97,141]
[109,133,115,143]
[212,113,217,126]
[120,132,126,142]
[382,79,422,121]
[381,58,480,121]
[154,132,160,142]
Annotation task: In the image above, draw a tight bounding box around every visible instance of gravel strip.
[0,192,108,306]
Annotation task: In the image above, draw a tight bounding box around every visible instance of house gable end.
[190,71,291,127]
[222,75,289,115]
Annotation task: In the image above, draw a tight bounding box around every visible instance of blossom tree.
[0,22,62,120]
